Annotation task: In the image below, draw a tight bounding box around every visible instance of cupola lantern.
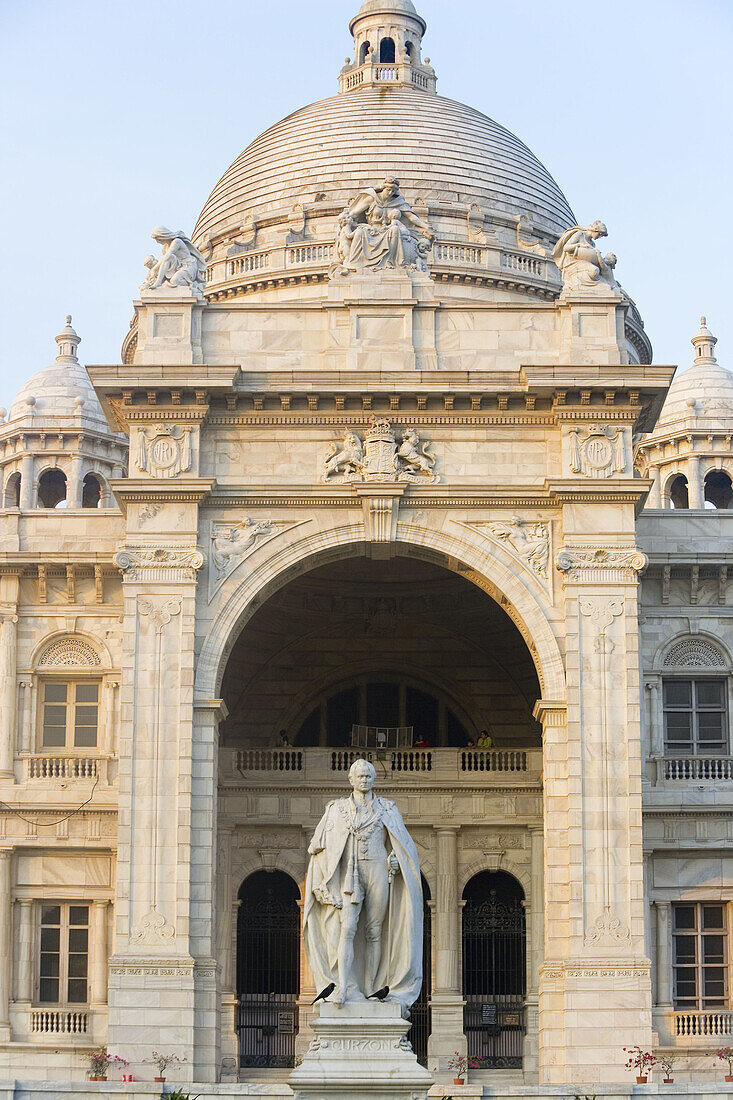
[691,315,718,365]
[340,0,436,93]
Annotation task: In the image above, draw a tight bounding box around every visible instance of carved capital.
[115,546,204,582]
[556,546,647,584]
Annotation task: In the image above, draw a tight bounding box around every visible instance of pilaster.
[428,825,464,1073]
[0,849,12,1040]
[0,571,20,779]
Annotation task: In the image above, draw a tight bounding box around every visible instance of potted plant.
[657,1051,676,1083]
[87,1047,128,1081]
[713,1046,733,1082]
[447,1050,480,1085]
[623,1045,655,1084]
[145,1050,186,1082]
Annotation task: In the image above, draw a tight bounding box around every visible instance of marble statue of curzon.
[303,759,423,1011]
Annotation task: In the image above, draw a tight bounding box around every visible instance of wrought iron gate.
[409,878,432,1065]
[462,873,526,1068]
[237,871,300,1068]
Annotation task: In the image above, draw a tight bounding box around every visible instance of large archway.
[220,554,542,752]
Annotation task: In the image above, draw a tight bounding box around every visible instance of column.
[89,900,109,1005]
[17,898,34,1002]
[217,829,238,1081]
[295,896,318,1062]
[528,826,544,997]
[655,901,672,1007]
[19,454,33,510]
[67,456,83,509]
[687,455,704,509]
[646,466,662,509]
[428,825,465,1071]
[0,849,13,1039]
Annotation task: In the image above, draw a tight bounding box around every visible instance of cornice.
[110,478,216,509]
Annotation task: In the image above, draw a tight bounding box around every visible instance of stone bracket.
[354,483,405,543]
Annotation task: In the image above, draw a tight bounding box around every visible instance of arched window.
[359,40,371,64]
[704,470,733,510]
[462,871,526,1068]
[410,875,432,1066]
[662,637,729,757]
[36,636,103,754]
[405,40,414,58]
[3,471,21,508]
[82,473,102,509]
[379,36,396,62]
[668,473,689,510]
[237,871,300,1068]
[38,469,67,509]
[293,679,469,748]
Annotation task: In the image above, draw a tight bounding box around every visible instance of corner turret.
[339,0,436,93]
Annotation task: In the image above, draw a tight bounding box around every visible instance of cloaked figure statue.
[303,759,423,1012]
[332,178,434,276]
[552,220,619,294]
[141,226,207,294]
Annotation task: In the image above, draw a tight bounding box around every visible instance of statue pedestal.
[288,1002,434,1100]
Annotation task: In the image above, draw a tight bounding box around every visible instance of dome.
[351,0,424,28]
[8,317,108,429]
[657,318,733,425]
[194,86,575,247]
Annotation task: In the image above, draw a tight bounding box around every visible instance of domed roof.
[193,86,575,247]
[657,318,733,425]
[8,318,108,429]
[355,0,419,15]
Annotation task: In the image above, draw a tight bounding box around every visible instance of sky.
[1,0,731,408]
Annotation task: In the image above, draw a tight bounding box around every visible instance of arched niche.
[38,468,67,509]
[3,471,21,508]
[704,469,733,510]
[379,36,396,62]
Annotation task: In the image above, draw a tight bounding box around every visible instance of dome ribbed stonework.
[193,87,575,247]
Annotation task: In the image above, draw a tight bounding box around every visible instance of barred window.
[673,903,727,1009]
[663,679,727,755]
[41,681,99,749]
[38,903,89,1004]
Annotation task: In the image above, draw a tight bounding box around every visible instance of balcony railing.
[24,754,115,783]
[664,757,733,781]
[30,1008,89,1035]
[228,746,541,786]
[675,1010,733,1038]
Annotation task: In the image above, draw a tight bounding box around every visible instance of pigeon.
[368,985,390,1001]
[312,983,335,1004]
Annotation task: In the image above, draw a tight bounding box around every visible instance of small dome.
[657,318,733,425]
[8,317,108,429]
[353,0,421,19]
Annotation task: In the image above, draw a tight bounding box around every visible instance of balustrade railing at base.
[675,1010,733,1038]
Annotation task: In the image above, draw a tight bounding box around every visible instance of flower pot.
[664,1079,674,1084]
[636,1076,647,1084]
[89,1077,107,1082]
[726,1075,733,1082]
[154,1078,166,1083]
[453,1078,464,1085]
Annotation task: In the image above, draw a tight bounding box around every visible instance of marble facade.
[1,2,732,1095]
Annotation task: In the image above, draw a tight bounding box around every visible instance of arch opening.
[462,870,526,1068]
[379,36,396,62]
[3,471,21,508]
[38,469,67,509]
[704,469,733,510]
[668,473,689,510]
[359,40,371,64]
[82,473,103,509]
[237,870,300,1069]
[220,554,542,755]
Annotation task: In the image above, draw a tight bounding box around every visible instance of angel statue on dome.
[551,220,620,295]
[140,226,207,295]
[331,177,435,276]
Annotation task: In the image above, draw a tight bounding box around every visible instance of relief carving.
[568,424,627,478]
[135,424,192,478]
[138,596,182,633]
[212,519,274,575]
[557,547,647,582]
[130,908,175,946]
[488,518,550,579]
[115,547,205,581]
[584,908,631,947]
[323,418,438,483]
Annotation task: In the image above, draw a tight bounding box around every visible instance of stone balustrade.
[29,1008,89,1036]
[663,756,733,781]
[675,1010,733,1040]
[227,746,541,787]
[24,754,115,784]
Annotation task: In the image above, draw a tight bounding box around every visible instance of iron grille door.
[410,884,432,1065]
[237,872,300,1069]
[462,883,526,1069]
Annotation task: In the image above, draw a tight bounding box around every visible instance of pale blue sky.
[1,0,731,407]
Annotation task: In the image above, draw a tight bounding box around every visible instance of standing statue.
[552,220,619,293]
[140,226,207,294]
[303,759,423,1011]
[331,178,434,276]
